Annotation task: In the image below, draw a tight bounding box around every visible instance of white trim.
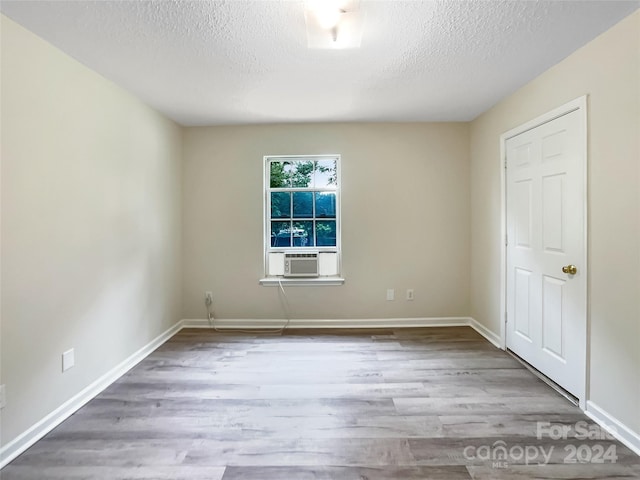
[585,401,640,457]
[182,316,502,346]
[263,154,342,277]
[468,317,502,348]
[499,133,507,350]
[0,321,183,469]
[499,95,589,409]
[183,317,473,329]
[5,313,638,470]
[259,277,345,286]
[0,316,502,469]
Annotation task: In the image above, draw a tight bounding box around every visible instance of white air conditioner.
[284,252,319,277]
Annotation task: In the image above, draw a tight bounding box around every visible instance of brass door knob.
[562,265,577,275]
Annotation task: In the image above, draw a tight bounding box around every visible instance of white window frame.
[261,154,343,284]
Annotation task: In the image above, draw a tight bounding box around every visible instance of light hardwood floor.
[3,327,639,479]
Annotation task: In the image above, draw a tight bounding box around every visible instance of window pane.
[316,220,336,246]
[271,192,291,218]
[291,160,314,188]
[293,192,313,218]
[292,221,314,247]
[315,192,336,218]
[270,161,291,188]
[313,159,338,188]
[271,221,291,247]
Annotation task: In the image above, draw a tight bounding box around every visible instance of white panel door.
[506,109,585,397]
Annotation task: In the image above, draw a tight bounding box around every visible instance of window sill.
[259,277,345,286]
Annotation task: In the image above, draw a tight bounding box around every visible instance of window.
[264,155,341,279]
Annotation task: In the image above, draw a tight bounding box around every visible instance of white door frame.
[499,95,588,409]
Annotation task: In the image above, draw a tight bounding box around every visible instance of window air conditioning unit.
[284,252,319,277]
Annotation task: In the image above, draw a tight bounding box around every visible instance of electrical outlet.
[386,289,395,301]
[62,348,75,372]
[205,291,213,305]
[406,289,414,301]
[0,384,6,409]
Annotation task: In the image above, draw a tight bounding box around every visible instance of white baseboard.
[0,315,504,469]
[0,320,183,469]
[7,315,637,471]
[181,316,475,330]
[468,317,502,348]
[585,401,640,457]
[182,316,503,350]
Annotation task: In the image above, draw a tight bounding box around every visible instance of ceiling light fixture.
[304,0,364,50]
[312,1,344,31]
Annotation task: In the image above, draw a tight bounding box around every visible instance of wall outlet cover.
[62,348,75,372]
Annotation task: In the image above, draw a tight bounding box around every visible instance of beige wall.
[3,4,638,459]
[183,123,470,320]
[1,16,183,447]
[470,12,640,433]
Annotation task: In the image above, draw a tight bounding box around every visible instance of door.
[506,108,586,397]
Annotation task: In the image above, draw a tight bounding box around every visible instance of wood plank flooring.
[3,327,639,479]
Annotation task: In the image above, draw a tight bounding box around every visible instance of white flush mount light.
[310,0,343,30]
[304,0,364,49]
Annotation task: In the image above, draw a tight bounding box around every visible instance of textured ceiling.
[2,0,638,126]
